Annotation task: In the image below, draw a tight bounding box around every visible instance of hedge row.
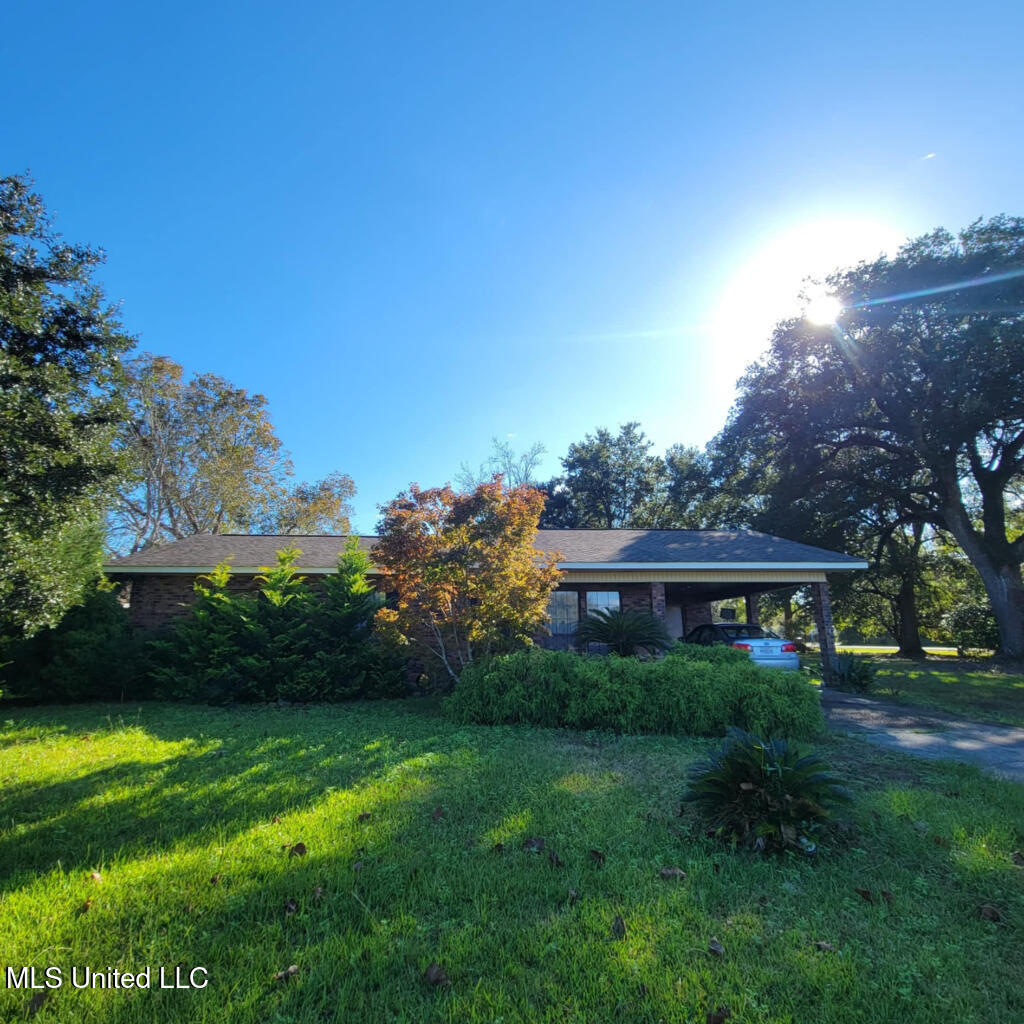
[448,644,823,738]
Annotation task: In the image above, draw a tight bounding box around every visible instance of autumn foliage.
[373,479,562,682]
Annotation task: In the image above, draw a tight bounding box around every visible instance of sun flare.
[707,215,904,393]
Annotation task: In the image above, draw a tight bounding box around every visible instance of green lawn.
[871,661,1024,727]
[805,654,1024,727]
[1,701,1023,1023]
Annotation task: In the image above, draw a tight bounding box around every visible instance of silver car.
[684,623,801,670]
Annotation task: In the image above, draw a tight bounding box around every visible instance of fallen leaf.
[854,888,873,904]
[210,874,221,886]
[288,842,307,858]
[523,837,545,853]
[284,898,298,916]
[272,815,282,824]
[589,848,606,866]
[490,842,504,854]
[76,898,94,916]
[881,890,894,905]
[739,782,755,791]
[431,806,445,822]
[659,866,687,880]
[1011,850,1024,867]
[424,963,450,987]
[611,915,626,940]
[312,886,325,902]
[26,990,51,1017]
[979,904,1002,922]
[568,888,579,906]
[358,812,372,822]
[707,1006,731,1024]
[708,937,725,957]
[273,964,299,982]
[814,941,836,952]
[89,871,102,884]
[548,848,565,868]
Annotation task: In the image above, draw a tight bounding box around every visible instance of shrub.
[683,728,852,852]
[829,653,877,694]
[448,645,823,738]
[0,583,144,702]
[149,544,405,704]
[573,609,673,657]
[943,602,999,654]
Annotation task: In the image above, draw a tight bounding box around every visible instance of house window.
[586,591,620,614]
[547,591,579,635]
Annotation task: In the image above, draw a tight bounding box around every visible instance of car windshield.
[718,625,780,640]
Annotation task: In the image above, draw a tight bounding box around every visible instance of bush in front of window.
[447,644,823,738]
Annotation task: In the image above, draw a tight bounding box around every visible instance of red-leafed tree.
[373,479,562,683]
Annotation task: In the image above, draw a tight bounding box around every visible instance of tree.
[540,423,667,528]
[0,174,134,639]
[717,217,1024,656]
[111,354,355,552]
[373,479,562,683]
[457,437,547,491]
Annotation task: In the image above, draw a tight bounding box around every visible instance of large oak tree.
[718,217,1024,656]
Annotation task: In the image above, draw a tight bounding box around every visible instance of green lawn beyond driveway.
[1,701,1022,1023]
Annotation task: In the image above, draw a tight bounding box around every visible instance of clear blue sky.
[4,1,1022,530]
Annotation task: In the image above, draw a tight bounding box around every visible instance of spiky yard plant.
[573,608,674,657]
[683,728,852,852]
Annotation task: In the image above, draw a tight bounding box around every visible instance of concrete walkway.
[822,690,1024,783]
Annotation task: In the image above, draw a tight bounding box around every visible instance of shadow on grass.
[2,703,1023,1024]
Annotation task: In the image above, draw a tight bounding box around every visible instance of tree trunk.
[895,578,924,657]
[942,499,1024,658]
[975,562,1024,659]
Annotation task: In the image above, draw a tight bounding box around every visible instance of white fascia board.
[555,561,869,571]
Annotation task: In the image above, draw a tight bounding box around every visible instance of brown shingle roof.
[105,530,864,571]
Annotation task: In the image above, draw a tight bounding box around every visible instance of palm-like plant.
[683,728,852,852]
[573,608,673,657]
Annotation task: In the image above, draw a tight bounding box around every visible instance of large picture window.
[547,591,579,635]
[586,591,620,614]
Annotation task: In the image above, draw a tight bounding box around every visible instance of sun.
[803,292,844,326]
[706,215,905,390]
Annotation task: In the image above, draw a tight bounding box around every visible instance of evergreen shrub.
[0,583,144,702]
[448,644,823,738]
[148,542,406,704]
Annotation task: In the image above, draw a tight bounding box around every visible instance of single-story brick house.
[104,529,865,670]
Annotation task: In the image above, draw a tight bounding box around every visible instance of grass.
[871,661,1024,727]
[806,654,1024,727]
[0,700,1022,1023]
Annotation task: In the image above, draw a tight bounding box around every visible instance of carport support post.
[650,582,666,622]
[744,593,760,626]
[812,580,838,687]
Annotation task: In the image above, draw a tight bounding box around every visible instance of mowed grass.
[871,660,1024,727]
[0,701,1022,1024]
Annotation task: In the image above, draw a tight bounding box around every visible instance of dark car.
[684,622,800,670]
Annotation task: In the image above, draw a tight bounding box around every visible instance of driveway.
[823,689,1024,783]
